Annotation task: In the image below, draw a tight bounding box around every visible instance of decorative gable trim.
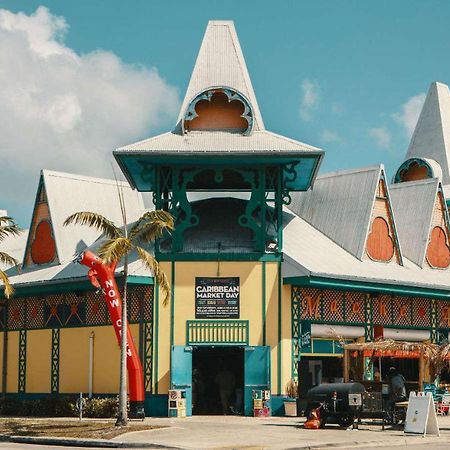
[365,171,403,265]
[23,174,59,268]
[425,185,450,269]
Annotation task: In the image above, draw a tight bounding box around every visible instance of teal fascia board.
[1,275,151,300]
[114,153,322,193]
[126,275,154,285]
[1,279,95,299]
[283,276,450,300]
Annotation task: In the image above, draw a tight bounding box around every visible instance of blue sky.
[1,0,450,226]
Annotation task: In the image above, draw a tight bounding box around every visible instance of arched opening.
[184,89,252,134]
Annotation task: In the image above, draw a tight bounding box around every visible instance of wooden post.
[419,351,424,391]
[343,349,350,382]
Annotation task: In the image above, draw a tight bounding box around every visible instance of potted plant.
[284,379,298,416]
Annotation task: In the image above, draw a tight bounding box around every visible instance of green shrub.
[0,395,120,418]
[83,397,119,418]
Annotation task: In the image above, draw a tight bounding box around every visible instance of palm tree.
[0,216,22,299]
[64,208,173,426]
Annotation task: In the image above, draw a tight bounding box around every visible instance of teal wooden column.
[51,329,60,394]
[363,294,374,381]
[18,330,26,393]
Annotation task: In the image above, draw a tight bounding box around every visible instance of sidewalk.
[114,415,450,450]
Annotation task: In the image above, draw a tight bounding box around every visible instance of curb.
[0,435,184,449]
[286,436,448,450]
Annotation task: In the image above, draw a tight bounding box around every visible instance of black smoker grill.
[306,382,366,427]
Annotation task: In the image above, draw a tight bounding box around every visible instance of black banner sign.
[195,277,240,318]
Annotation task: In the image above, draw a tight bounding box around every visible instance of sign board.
[404,392,440,437]
[195,277,240,318]
[348,393,362,407]
[300,320,312,348]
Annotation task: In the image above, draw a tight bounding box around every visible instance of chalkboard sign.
[195,277,240,318]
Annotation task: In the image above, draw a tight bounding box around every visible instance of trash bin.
[253,389,271,417]
[168,389,186,417]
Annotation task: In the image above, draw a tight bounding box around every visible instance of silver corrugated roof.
[176,20,264,131]
[0,231,27,271]
[288,165,383,260]
[116,130,321,154]
[389,178,438,268]
[283,209,450,291]
[28,170,146,266]
[406,82,450,185]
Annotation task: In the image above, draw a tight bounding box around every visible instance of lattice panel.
[300,288,322,320]
[438,301,450,328]
[372,295,393,325]
[127,289,141,323]
[321,290,344,322]
[393,296,412,326]
[0,304,5,330]
[345,292,365,323]
[86,291,109,325]
[8,297,26,330]
[143,286,153,321]
[412,297,431,328]
[44,294,65,328]
[63,292,86,326]
[26,297,45,329]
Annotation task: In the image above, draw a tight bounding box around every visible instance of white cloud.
[0,7,180,222]
[321,129,343,144]
[368,127,391,149]
[392,93,426,137]
[299,79,319,121]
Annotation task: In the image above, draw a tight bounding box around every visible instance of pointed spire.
[406,82,450,185]
[176,20,264,130]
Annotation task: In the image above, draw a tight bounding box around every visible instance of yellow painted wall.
[281,283,292,394]
[60,324,140,394]
[0,332,3,387]
[265,262,280,394]
[6,331,19,393]
[154,260,288,395]
[26,329,51,393]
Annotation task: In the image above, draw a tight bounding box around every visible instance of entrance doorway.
[298,356,344,397]
[192,347,244,415]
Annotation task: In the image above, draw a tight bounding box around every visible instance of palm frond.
[0,216,14,225]
[135,246,171,305]
[0,269,14,299]
[64,212,121,239]
[0,218,22,242]
[130,210,174,244]
[97,237,132,264]
[0,252,19,269]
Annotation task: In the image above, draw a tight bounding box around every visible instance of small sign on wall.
[195,277,240,318]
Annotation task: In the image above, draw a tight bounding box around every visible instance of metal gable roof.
[288,165,383,260]
[116,130,321,154]
[28,170,145,266]
[282,209,450,292]
[176,20,264,131]
[389,178,438,268]
[406,82,450,185]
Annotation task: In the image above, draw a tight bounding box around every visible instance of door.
[171,345,193,416]
[244,346,271,416]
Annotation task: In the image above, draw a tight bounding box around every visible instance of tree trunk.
[115,253,128,427]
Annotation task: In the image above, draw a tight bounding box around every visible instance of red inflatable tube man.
[76,250,145,418]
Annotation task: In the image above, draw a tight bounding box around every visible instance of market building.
[2,21,450,416]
